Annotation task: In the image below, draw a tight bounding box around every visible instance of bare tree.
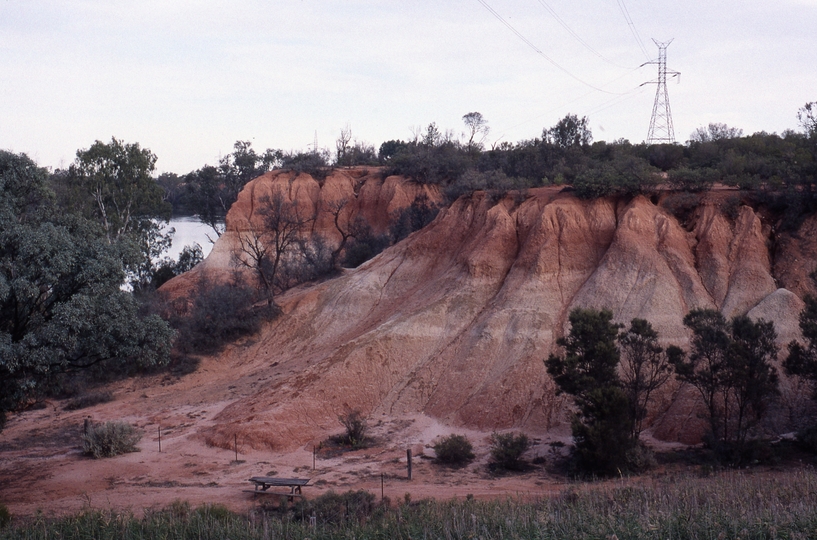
[335,125,353,165]
[233,193,315,307]
[324,198,355,269]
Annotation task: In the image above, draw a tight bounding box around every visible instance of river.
[162,216,220,261]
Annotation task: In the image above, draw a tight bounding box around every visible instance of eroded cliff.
[165,169,817,449]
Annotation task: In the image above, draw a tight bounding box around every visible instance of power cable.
[534,0,633,69]
[491,65,647,142]
[615,0,651,61]
[476,0,624,95]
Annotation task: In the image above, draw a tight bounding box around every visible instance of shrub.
[489,432,531,471]
[433,434,475,466]
[338,409,368,448]
[192,504,235,522]
[342,218,391,268]
[797,425,817,453]
[662,191,700,226]
[173,279,267,355]
[443,169,528,203]
[294,490,377,525]
[389,193,439,242]
[64,391,114,411]
[667,167,717,192]
[281,150,332,182]
[82,421,142,458]
[0,503,10,528]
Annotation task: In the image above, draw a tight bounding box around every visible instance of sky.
[2,0,816,174]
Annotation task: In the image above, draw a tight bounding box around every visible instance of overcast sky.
[2,0,816,174]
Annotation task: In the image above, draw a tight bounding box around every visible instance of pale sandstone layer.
[162,170,817,449]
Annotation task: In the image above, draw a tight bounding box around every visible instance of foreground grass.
[5,470,817,539]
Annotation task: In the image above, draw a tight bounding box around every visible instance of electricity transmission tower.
[643,39,680,144]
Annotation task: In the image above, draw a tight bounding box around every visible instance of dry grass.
[4,469,817,538]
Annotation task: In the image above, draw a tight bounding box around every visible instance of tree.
[618,319,676,440]
[689,123,744,143]
[233,193,315,307]
[797,102,817,138]
[728,315,779,445]
[672,309,779,448]
[462,112,490,151]
[545,308,635,475]
[0,151,174,429]
[186,141,283,239]
[671,309,732,443]
[545,114,592,148]
[325,199,354,270]
[63,138,174,290]
[783,284,817,397]
[67,137,170,243]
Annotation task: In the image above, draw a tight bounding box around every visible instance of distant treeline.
[155,104,817,231]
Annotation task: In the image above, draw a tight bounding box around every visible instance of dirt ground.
[0,354,587,518]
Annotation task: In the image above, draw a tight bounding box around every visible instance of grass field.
[3,469,817,539]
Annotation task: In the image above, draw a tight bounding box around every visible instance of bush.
[389,193,439,242]
[64,391,114,411]
[443,169,528,203]
[662,191,700,226]
[342,219,391,268]
[433,434,475,466]
[173,279,268,355]
[281,150,332,181]
[82,421,142,458]
[294,490,377,525]
[338,409,368,448]
[489,432,531,471]
[667,167,717,192]
[797,425,817,453]
[0,503,10,528]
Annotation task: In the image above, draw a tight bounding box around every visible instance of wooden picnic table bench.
[244,477,310,501]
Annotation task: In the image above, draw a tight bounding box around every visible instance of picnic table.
[244,477,309,501]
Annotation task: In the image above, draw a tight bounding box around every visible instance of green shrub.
[434,434,475,466]
[489,432,531,471]
[82,421,142,458]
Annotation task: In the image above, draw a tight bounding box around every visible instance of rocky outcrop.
[162,170,817,450]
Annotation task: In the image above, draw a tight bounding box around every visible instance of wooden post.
[381,473,385,500]
[313,446,316,470]
[158,425,162,453]
[234,434,238,462]
[407,449,412,480]
[83,418,90,435]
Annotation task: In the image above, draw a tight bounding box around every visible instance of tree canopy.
[0,151,174,429]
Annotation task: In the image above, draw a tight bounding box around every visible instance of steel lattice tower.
[644,39,680,144]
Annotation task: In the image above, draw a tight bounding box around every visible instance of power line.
[534,0,632,69]
[476,0,623,95]
[615,0,651,61]
[492,72,646,142]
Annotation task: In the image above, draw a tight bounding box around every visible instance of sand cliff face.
[165,170,817,449]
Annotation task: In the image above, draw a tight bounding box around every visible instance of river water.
[162,216,220,261]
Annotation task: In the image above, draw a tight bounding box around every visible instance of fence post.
[407,448,412,480]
